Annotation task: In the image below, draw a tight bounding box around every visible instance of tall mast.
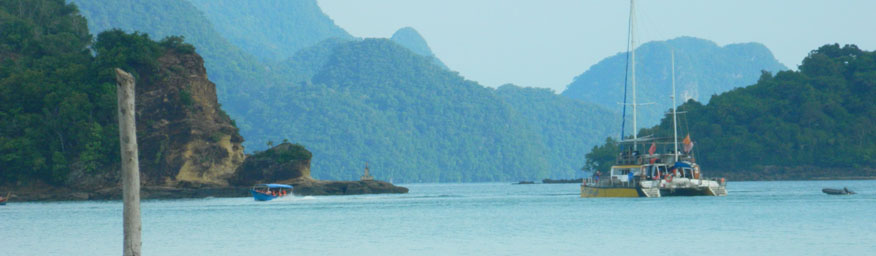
[671,50,679,162]
[630,0,638,150]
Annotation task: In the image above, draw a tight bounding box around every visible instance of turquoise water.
[1,180,875,255]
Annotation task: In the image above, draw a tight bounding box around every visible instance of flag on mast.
[648,142,657,155]
[682,134,694,153]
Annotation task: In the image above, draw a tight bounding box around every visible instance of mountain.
[187,0,353,63]
[66,0,618,182]
[0,0,244,189]
[587,44,876,180]
[238,39,618,182]
[562,37,787,129]
[69,0,275,102]
[494,85,618,176]
[390,27,448,69]
[241,39,547,182]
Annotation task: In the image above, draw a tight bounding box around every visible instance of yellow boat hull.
[580,186,642,198]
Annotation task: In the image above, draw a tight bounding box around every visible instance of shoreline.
[3,176,873,202]
[2,179,409,202]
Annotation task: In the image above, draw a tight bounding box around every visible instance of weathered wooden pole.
[115,68,141,256]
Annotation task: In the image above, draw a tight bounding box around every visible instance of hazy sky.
[318,0,876,93]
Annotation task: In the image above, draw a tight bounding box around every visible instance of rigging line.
[620,1,633,142]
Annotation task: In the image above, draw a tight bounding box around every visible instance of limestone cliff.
[135,49,245,187]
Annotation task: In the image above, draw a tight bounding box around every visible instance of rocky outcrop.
[134,49,245,187]
[231,142,313,185]
[233,143,407,196]
[291,180,408,196]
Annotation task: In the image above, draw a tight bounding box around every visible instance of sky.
[318,0,876,93]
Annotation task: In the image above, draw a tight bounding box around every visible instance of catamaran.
[580,0,727,198]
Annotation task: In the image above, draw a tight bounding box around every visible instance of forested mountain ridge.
[495,85,618,175]
[239,37,618,182]
[69,0,274,102]
[562,37,787,128]
[62,0,628,182]
[187,0,353,63]
[586,44,876,180]
[241,39,561,182]
[0,0,244,188]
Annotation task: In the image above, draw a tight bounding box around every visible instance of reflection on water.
[1,180,874,255]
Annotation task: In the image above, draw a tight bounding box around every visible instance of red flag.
[683,134,694,153]
[648,142,657,155]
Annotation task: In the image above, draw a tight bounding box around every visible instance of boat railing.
[582,177,638,188]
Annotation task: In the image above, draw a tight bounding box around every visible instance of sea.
[1,180,874,256]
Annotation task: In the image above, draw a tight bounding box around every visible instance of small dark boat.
[822,187,855,195]
[513,181,535,185]
[542,178,584,184]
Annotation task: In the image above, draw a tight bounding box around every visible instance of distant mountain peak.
[390,27,448,69]
[561,36,787,127]
[391,27,433,57]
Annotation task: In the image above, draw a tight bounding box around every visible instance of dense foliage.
[587,44,876,178]
[0,0,194,185]
[562,37,787,128]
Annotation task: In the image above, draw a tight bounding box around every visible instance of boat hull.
[250,190,279,201]
[580,186,643,198]
[822,188,854,195]
[659,187,714,196]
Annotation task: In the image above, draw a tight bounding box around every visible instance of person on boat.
[594,170,601,182]
[844,187,850,194]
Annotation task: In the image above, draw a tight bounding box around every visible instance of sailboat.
[580,0,727,198]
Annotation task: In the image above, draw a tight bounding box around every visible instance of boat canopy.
[673,161,692,169]
[256,184,293,189]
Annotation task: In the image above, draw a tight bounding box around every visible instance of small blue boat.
[250,184,293,201]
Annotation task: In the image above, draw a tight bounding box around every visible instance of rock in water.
[291,180,409,196]
[232,143,408,195]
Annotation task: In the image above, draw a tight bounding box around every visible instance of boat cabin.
[610,165,642,183]
[642,161,700,180]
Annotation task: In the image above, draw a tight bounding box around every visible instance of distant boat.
[513,181,535,185]
[0,192,9,205]
[822,187,855,195]
[250,184,293,201]
[542,178,583,184]
[580,0,727,198]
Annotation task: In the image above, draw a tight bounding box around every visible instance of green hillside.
[241,39,592,182]
[69,0,274,102]
[587,44,876,180]
[494,85,618,176]
[187,0,353,63]
[562,37,787,128]
[0,0,200,185]
[64,0,621,182]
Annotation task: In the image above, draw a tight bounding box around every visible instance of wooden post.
[115,68,141,256]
